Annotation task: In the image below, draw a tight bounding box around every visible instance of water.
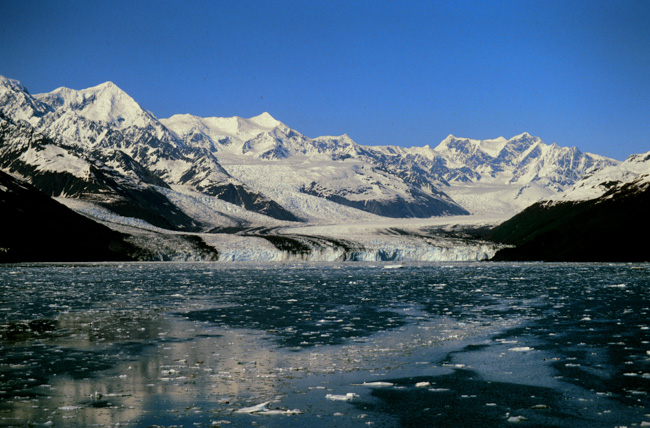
[0,262,648,427]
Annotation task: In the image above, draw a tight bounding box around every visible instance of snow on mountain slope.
[0,76,52,124]
[163,112,469,218]
[552,150,650,202]
[161,112,282,148]
[421,133,619,214]
[0,77,303,223]
[19,143,92,179]
[35,81,161,132]
[431,133,616,187]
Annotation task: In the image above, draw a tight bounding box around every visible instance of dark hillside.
[0,170,139,262]
[488,180,650,262]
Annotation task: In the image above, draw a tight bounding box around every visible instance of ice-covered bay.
[0,262,648,427]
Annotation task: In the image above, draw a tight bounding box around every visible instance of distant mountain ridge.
[0,75,618,234]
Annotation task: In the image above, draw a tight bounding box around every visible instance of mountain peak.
[0,75,28,92]
[249,112,281,128]
[97,80,117,88]
[511,132,533,140]
[38,81,153,129]
[0,75,52,120]
[84,81,131,100]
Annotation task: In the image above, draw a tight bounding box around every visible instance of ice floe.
[326,393,359,401]
[235,401,301,415]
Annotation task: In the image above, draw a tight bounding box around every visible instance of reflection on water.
[0,262,649,427]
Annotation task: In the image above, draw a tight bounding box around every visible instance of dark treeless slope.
[0,170,139,262]
[488,179,650,262]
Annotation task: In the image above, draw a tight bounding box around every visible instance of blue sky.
[1,0,648,160]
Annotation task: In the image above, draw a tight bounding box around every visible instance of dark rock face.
[488,179,650,262]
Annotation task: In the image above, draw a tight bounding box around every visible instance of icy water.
[0,263,649,427]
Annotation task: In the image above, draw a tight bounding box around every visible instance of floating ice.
[508,347,533,352]
[235,401,271,413]
[531,404,550,409]
[383,265,404,269]
[415,381,431,388]
[326,393,359,401]
[356,382,394,387]
[235,401,301,415]
[258,409,302,415]
[507,415,527,422]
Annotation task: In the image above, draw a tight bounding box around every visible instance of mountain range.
[1,75,645,262]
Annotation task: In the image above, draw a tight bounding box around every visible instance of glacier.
[202,232,499,263]
[56,195,502,262]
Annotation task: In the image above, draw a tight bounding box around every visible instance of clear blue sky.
[1,0,648,160]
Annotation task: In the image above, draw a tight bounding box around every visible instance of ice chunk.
[507,415,527,422]
[235,401,301,415]
[415,381,431,388]
[356,382,394,387]
[326,393,359,401]
[384,264,404,269]
[258,409,302,415]
[235,401,271,413]
[508,346,533,352]
[531,404,550,409]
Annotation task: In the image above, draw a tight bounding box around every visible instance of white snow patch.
[19,145,91,179]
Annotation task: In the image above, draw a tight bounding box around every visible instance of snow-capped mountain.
[431,133,613,187]
[35,81,163,132]
[551,150,650,202]
[0,75,619,240]
[162,113,616,217]
[417,133,616,214]
[0,76,301,226]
